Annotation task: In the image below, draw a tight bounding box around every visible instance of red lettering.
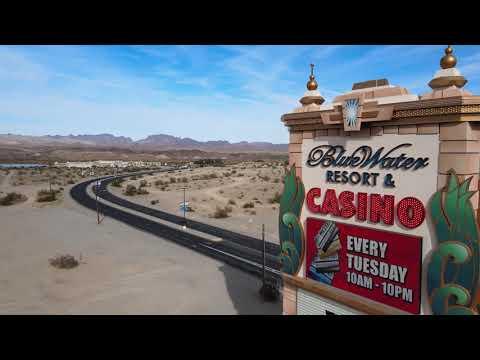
[321,189,340,216]
[305,187,425,229]
[357,192,367,221]
[397,197,425,229]
[306,187,321,213]
[339,191,356,218]
[369,194,395,225]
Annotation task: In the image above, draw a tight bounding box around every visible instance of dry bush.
[228,199,236,205]
[139,180,147,188]
[111,178,124,187]
[37,189,59,203]
[243,202,254,209]
[125,184,137,196]
[225,205,233,213]
[137,188,149,195]
[151,199,159,205]
[268,191,281,204]
[219,190,224,194]
[249,210,256,215]
[213,206,230,218]
[154,179,164,186]
[170,177,177,183]
[49,254,79,269]
[181,177,188,183]
[0,192,27,206]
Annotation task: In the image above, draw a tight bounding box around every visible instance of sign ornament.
[342,98,362,131]
[427,169,480,315]
[279,166,306,276]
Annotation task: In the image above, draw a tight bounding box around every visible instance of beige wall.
[283,121,480,315]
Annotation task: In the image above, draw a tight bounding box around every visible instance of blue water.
[0,163,47,169]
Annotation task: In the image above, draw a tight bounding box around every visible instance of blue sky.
[1,45,479,143]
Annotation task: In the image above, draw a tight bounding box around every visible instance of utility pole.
[181,187,187,227]
[96,180,101,224]
[262,223,266,290]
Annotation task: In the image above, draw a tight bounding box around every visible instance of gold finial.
[440,45,457,69]
[306,63,318,91]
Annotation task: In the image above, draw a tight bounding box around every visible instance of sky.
[0,45,479,144]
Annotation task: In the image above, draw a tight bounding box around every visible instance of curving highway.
[70,170,281,280]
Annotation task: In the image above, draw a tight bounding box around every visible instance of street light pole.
[262,223,266,290]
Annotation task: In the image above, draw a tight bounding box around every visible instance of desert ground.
[109,161,286,244]
[0,165,281,314]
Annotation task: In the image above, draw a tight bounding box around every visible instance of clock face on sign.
[344,98,360,128]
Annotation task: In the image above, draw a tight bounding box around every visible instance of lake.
[0,163,47,169]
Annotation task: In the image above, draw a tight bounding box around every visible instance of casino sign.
[279,47,480,315]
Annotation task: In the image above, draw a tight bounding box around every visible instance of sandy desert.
[0,164,283,314]
[109,161,286,244]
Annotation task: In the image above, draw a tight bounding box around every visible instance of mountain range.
[0,133,287,153]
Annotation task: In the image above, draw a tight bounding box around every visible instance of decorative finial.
[306,63,318,91]
[440,45,457,69]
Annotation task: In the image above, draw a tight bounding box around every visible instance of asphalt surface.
[70,170,282,281]
[98,172,280,255]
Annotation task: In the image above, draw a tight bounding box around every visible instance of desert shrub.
[213,206,230,218]
[252,197,258,200]
[269,191,281,204]
[130,175,138,180]
[170,177,177,183]
[151,200,159,205]
[243,202,254,209]
[154,179,164,186]
[210,173,218,179]
[231,170,237,174]
[139,180,147,188]
[37,189,59,203]
[249,210,256,215]
[125,184,137,196]
[225,205,233,213]
[0,192,27,206]
[219,190,224,194]
[111,178,124,187]
[237,173,244,177]
[67,179,75,184]
[223,172,231,177]
[181,177,188,183]
[49,254,79,269]
[137,188,149,195]
[228,199,236,205]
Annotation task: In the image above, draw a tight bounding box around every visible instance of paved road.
[98,172,280,255]
[70,172,281,281]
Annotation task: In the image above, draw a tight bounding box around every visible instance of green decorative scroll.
[279,165,305,276]
[427,169,480,315]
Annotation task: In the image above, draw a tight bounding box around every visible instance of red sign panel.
[306,217,422,314]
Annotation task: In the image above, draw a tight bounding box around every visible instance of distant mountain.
[0,133,287,153]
